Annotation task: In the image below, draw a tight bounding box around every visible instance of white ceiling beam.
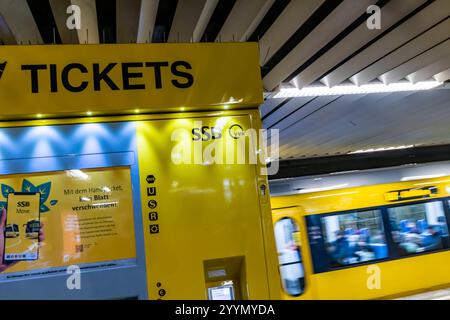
[263,0,374,91]
[258,0,323,66]
[49,0,79,43]
[407,56,450,83]
[351,18,450,85]
[322,0,450,87]
[116,0,141,43]
[381,40,450,84]
[240,0,274,42]
[168,0,207,43]
[137,0,159,43]
[434,68,450,83]
[289,0,427,89]
[0,11,16,44]
[0,0,42,44]
[191,0,219,42]
[217,0,273,42]
[70,0,99,44]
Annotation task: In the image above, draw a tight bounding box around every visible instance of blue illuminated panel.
[0,122,147,299]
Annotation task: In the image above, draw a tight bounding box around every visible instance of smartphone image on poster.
[3,192,41,261]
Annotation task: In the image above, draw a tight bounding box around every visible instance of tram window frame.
[307,208,390,273]
[385,199,450,257]
[306,197,450,274]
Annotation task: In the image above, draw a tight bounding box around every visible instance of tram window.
[321,210,388,267]
[388,201,450,256]
[274,218,305,296]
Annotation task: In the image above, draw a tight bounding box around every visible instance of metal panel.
[381,40,450,84]
[263,0,373,91]
[168,0,207,42]
[289,0,427,88]
[71,0,99,44]
[322,0,450,87]
[0,11,16,44]
[0,0,42,44]
[407,55,450,83]
[434,68,450,82]
[137,0,159,43]
[218,0,273,42]
[240,0,275,41]
[351,19,450,85]
[263,97,315,128]
[258,0,323,65]
[192,0,219,42]
[260,97,287,118]
[116,0,141,43]
[49,0,79,44]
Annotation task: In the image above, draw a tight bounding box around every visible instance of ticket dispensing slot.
[203,256,246,300]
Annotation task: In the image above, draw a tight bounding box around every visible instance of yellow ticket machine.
[0,43,280,299]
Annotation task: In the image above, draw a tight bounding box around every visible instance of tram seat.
[417,219,428,233]
[345,228,355,236]
[370,243,388,259]
[359,228,369,239]
[400,220,409,233]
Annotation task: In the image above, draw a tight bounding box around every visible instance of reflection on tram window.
[274,218,305,296]
[321,210,388,267]
[388,201,450,256]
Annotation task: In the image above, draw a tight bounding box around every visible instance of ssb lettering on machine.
[147,187,156,196]
[149,212,158,221]
[150,224,159,234]
[20,61,194,93]
[148,200,157,209]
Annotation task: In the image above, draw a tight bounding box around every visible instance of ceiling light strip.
[273,80,443,98]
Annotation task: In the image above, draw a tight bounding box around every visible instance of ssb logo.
[0,62,7,79]
[17,201,30,207]
[228,124,245,139]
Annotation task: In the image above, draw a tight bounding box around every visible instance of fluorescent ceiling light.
[297,183,348,194]
[273,80,442,98]
[401,174,446,182]
[349,145,414,154]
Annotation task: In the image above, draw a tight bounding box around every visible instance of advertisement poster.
[4,193,41,261]
[0,166,136,280]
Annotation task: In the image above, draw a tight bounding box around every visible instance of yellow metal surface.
[137,109,280,300]
[271,177,450,300]
[0,43,263,119]
[0,41,280,300]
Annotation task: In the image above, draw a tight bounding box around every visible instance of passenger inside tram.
[389,201,449,256]
[322,211,388,267]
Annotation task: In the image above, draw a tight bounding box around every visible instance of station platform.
[396,288,450,300]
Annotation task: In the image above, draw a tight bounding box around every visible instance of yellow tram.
[271,176,450,299]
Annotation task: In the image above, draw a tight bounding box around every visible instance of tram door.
[272,207,311,299]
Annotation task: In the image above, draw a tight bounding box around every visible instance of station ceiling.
[0,0,449,161]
